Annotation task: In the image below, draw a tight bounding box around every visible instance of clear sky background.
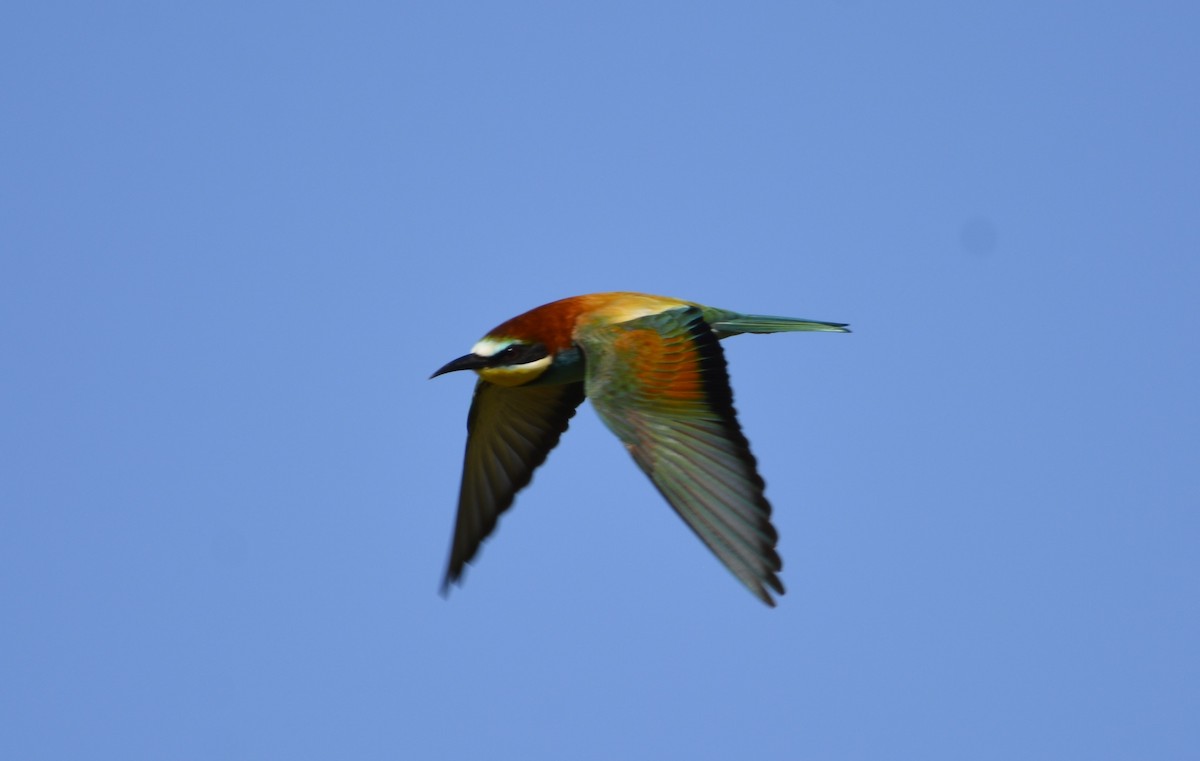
[2,3,1197,760]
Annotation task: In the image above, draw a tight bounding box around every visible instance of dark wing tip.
[439,567,462,598]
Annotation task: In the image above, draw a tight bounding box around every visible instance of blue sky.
[2,2,1197,759]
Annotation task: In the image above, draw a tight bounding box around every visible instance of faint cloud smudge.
[209,526,248,567]
[959,217,998,256]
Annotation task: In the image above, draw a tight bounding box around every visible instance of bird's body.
[431,291,848,606]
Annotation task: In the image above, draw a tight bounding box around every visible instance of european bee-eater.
[431,291,848,606]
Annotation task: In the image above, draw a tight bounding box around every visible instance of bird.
[430,291,848,606]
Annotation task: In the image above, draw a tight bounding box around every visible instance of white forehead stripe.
[471,337,513,358]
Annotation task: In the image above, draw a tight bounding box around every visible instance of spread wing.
[442,380,586,592]
[577,306,784,605]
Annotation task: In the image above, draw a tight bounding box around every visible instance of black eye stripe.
[488,343,549,366]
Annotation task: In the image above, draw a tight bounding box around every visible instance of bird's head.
[430,336,554,387]
[430,296,601,387]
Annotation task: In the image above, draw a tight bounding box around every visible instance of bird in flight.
[431,291,848,605]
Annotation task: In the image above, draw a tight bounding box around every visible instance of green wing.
[442,380,586,592]
[578,306,785,606]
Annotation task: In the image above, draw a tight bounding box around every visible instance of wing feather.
[579,307,785,605]
[442,380,586,591]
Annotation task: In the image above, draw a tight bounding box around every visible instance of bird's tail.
[709,312,851,336]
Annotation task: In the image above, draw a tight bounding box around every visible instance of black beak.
[430,353,489,379]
